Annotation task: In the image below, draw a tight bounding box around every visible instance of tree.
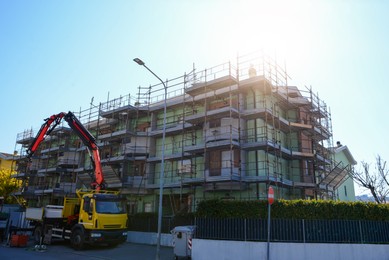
[350,155,389,203]
[0,168,21,204]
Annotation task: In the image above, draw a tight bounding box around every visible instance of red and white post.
[267,186,274,260]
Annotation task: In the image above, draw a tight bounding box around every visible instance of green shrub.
[195,199,389,220]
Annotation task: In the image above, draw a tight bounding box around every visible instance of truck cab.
[75,192,128,246]
[69,191,128,249]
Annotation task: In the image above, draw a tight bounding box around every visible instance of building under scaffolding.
[12,52,355,215]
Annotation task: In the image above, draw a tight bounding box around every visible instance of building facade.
[12,52,355,214]
[0,152,16,171]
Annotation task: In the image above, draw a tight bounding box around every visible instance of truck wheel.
[70,229,85,250]
[33,226,43,244]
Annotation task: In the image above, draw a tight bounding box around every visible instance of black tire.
[70,228,85,250]
[33,226,43,244]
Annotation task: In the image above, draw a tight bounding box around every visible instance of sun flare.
[203,1,314,76]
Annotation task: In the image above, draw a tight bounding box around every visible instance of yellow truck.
[24,111,128,249]
[26,190,128,249]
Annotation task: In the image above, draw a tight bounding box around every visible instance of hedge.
[195,199,389,221]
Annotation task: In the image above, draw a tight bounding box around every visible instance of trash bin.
[10,234,29,247]
[171,226,196,259]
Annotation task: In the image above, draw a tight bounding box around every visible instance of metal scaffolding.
[13,51,345,212]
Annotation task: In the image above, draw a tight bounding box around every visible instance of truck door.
[79,196,95,229]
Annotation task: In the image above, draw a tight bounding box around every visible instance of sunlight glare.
[205,0,314,79]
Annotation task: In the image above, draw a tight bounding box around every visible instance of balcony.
[205,126,239,144]
[206,167,240,182]
[186,62,238,96]
[145,180,182,189]
[32,185,54,195]
[187,75,238,96]
[11,172,28,179]
[182,176,205,184]
[16,129,35,145]
[147,152,183,162]
[241,138,292,157]
[149,122,193,137]
[122,142,148,156]
[124,176,144,188]
[242,107,290,131]
[185,106,239,124]
[289,121,312,131]
[99,128,134,141]
[272,86,311,108]
[37,166,75,174]
[54,182,77,194]
[243,175,294,187]
[239,75,272,93]
[101,155,126,163]
[183,142,206,154]
[57,157,79,167]
[86,118,118,130]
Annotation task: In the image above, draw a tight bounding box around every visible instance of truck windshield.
[95,200,126,214]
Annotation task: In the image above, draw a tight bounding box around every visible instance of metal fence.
[194,218,389,244]
[128,215,389,244]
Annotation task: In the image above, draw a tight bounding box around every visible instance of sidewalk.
[0,239,174,260]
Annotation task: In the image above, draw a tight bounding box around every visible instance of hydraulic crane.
[27,111,105,190]
[25,111,127,249]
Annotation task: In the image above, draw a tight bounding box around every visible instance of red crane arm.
[90,148,104,191]
[27,113,66,159]
[27,111,105,191]
[63,112,105,191]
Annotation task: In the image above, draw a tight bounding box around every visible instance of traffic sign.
[268,186,274,205]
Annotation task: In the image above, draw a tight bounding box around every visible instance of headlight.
[91,233,102,238]
[122,231,128,236]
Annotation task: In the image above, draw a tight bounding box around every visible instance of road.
[0,240,175,260]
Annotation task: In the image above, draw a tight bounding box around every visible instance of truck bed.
[26,205,64,220]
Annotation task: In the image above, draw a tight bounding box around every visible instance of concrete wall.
[192,239,389,260]
[127,232,389,259]
[127,231,173,247]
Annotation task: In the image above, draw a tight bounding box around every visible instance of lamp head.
[133,58,145,66]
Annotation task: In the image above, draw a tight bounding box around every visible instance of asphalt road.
[0,239,175,260]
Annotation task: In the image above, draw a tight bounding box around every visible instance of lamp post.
[133,58,167,260]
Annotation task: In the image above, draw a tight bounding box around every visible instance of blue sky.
[1,0,388,195]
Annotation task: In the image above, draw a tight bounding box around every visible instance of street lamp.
[133,58,167,260]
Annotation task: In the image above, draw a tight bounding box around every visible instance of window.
[83,197,91,212]
[96,200,126,214]
[344,186,348,197]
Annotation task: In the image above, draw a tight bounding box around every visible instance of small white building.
[333,142,357,201]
